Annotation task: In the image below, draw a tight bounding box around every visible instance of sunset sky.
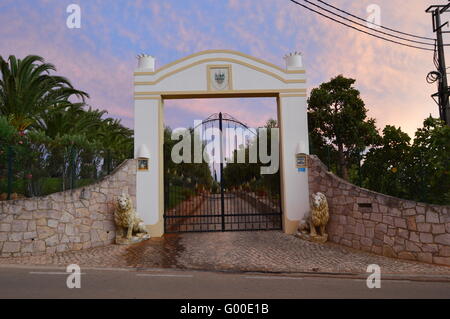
[1,0,448,137]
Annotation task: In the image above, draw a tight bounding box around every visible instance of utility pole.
[426,2,450,126]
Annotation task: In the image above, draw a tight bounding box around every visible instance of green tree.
[0,55,88,131]
[308,75,380,180]
[361,125,411,198]
[222,119,280,197]
[405,117,450,205]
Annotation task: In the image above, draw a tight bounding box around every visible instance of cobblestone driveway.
[1,231,450,275]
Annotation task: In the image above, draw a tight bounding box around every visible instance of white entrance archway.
[133,50,309,236]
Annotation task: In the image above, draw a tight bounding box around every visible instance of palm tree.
[98,118,133,174]
[0,55,88,196]
[0,55,88,131]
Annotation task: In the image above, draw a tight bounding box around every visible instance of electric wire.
[289,0,434,51]
[317,0,435,41]
[299,0,435,46]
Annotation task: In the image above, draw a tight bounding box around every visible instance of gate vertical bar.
[219,112,225,230]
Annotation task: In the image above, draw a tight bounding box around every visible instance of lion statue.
[114,193,150,244]
[298,192,330,243]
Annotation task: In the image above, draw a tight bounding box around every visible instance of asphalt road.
[0,266,449,299]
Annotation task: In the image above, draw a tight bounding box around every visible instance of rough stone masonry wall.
[0,160,136,257]
[308,155,450,266]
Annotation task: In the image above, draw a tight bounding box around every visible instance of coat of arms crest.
[214,71,226,85]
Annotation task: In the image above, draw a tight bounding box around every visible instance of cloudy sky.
[0,0,448,137]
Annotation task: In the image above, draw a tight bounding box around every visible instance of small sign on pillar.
[296,153,308,172]
[296,142,308,172]
[137,144,150,171]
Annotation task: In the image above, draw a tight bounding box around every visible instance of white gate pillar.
[278,93,310,234]
[134,55,164,237]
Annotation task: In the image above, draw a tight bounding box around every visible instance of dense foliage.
[309,75,450,206]
[0,55,133,198]
[163,126,214,192]
[222,119,280,198]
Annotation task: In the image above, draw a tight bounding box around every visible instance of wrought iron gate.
[164,113,282,233]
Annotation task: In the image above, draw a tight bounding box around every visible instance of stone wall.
[308,155,450,266]
[0,159,136,257]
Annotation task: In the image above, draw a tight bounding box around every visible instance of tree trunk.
[337,143,349,181]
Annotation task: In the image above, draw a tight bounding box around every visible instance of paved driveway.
[1,231,450,276]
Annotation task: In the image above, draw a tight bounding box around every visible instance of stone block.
[383,216,394,226]
[0,223,11,232]
[65,224,75,236]
[406,216,417,231]
[56,244,67,252]
[439,246,450,257]
[403,208,416,216]
[375,223,387,234]
[405,240,421,252]
[17,212,32,220]
[45,234,59,247]
[394,218,407,229]
[386,227,395,237]
[433,256,450,266]
[355,223,365,236]
[11,220,27,232]
[383,235,394,246]
[417,253,433,263]
[3,242,20,253]
[61,212,74,223]
[398,251,416,261]
[24,200,37,211]
[37,226,54,239]
[434,234,450,245]
[27,220,36,231]
[415,214,425,223]
[361,237,373,247]
[372,246,382,254]
[431,224,445,234]
[383,245,396,258]
[8,232,23,242]
[370,213,382,222]
[397,228,409,239]
[417,223,431,232]
[409,232,420,243]
[21,243,34,253]
[23,231,37,240]
[426,211,440,224]
[422,244,439,253]
[33,240,46,252]
[419,232,433,244]
[47,219,58,228]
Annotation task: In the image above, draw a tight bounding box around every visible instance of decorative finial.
[136,54,155,71]
[284,51,303,70]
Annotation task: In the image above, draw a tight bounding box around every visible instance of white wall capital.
[284,52,303,71]
[136,54,155,72]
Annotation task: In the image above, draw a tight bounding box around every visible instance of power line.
[299,0,434,47]
[317,0,435,41]
[289,0,434,51]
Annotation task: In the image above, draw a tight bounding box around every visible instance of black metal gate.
[164,113,282,233]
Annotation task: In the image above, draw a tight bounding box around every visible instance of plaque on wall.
[207,65,232,91]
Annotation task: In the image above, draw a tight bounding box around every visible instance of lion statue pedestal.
[115,193,150,245]
[297,192,329,244]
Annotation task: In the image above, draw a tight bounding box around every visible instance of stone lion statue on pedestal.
[297,192,329,243]
[114,193,150,245]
